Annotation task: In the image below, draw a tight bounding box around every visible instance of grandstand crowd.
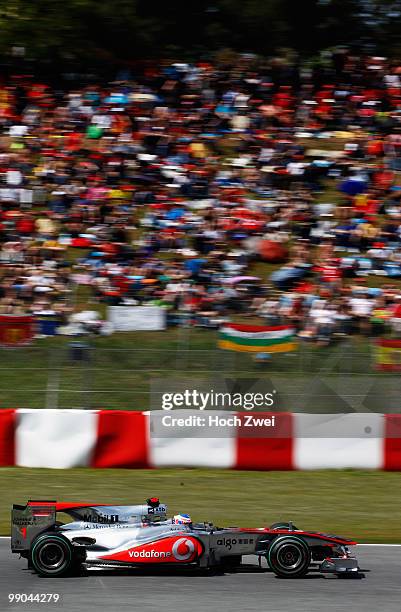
[2,51,401,343]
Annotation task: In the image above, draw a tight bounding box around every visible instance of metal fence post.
[45,345,61,410]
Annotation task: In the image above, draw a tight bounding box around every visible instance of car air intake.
[71,537,96,546]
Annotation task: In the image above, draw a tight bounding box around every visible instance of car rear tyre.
[31,534,75,577]
[267,536,310,578]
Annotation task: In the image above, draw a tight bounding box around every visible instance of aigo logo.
[100,536,202,564]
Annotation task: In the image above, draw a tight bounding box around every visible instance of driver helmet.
[173,513,192,525]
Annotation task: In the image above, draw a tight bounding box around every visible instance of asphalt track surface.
[1,541,401,612]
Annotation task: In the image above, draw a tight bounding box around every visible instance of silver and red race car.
[11,498,361,578]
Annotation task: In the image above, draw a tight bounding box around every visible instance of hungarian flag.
[375,339,401,371]
[218,323,296,353]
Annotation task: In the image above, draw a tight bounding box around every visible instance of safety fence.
[0,341,399,411]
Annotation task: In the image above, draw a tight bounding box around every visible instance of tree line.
[0,0,400,65]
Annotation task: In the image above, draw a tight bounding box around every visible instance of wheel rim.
[277,544,303,570]
[37,542,66,570]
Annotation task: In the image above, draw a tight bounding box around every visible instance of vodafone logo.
[129,549,171,559]
[172,538,195,561]
[101,535,201,564]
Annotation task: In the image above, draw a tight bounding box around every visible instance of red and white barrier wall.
[1,410,401,470]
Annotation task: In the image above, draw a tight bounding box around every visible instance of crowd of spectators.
[2,51,401,343]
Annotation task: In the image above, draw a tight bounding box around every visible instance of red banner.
[0,315,34,347]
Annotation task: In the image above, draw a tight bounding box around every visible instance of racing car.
[11,498,361,578]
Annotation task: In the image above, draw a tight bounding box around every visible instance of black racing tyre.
[30,534,75,577]
[267,536,311,578]
[269,522,299,531]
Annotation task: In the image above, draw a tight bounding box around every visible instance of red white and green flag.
[218,323,297,353]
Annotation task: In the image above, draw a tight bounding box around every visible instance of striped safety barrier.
[0,410,400,470]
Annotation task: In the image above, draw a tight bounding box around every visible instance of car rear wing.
[11,501,56,553]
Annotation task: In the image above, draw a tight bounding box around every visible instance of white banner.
[108,306,166,331]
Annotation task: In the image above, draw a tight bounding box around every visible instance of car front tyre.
[267,536,311,578]
[269,522,299,531]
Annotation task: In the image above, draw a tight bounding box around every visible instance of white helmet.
[173,513,192,524]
